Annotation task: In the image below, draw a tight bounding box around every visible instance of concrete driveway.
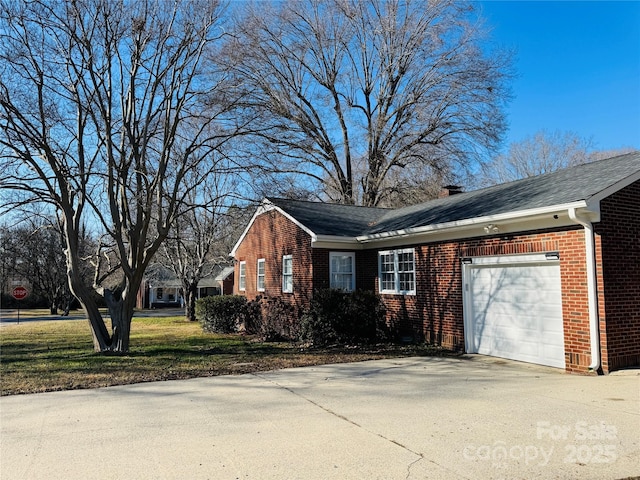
[1,356,638,480]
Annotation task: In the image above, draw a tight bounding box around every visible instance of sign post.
[11,285,29,324]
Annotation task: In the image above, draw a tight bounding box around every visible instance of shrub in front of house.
[242,296,263,335]
[241,295,299,342]
[196,295,247,333]
[256,296,300,342]
[300,289,387,346]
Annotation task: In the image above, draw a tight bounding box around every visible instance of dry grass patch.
[0,314,452,396]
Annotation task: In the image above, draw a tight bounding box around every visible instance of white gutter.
[568,207,601,372]
[357,201,588,243]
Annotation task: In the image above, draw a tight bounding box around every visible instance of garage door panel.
[465,258,565,369]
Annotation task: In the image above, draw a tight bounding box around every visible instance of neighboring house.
[215,266,235,295]
[136,264,234,309]
[231,152,640,374]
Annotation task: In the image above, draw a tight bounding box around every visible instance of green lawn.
[0,314,449,395]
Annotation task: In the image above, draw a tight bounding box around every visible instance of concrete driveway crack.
[252,372,468,480]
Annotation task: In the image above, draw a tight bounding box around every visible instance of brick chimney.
[439,185,463,198]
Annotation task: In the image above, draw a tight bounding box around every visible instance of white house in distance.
[136,265,234,309]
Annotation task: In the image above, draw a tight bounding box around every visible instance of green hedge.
[196,295,248,333]
[199,290,388,346]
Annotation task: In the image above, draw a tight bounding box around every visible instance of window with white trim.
[282,255,293,293]
[238,261,246,291]
[330,252,355,291]
[379,248,415,294]
[257,258,266,291]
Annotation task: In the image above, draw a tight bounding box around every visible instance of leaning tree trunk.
[68,275,111,352]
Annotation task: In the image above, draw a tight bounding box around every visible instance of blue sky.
[478,1,640,153]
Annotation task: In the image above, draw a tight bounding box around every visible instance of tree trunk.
[103,288,135,353]
[184,282,198,322]
[66,277,109,352]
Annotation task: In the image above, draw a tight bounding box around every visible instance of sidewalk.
[0,308,184,326]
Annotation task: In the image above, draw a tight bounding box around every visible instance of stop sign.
[11,286,29,301]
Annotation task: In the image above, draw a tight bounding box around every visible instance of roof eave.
[312,234,361,249]
[356,201,593,246]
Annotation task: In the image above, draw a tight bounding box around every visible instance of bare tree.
[151,163,242,322]
[225,0,512,206]
[477,130,637,186]
[0,0,230,353]
[1,216,80,314]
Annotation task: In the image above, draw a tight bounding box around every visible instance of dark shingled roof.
[268,152,640,238]
[266,198,388,237]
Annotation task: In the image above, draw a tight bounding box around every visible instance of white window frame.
[329,252,355,292]
[378,248,416,295]
[282,255,293,293]
[238,261,246,291]
[257,258,266,292]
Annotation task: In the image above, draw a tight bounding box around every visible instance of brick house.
[231,152,640,374]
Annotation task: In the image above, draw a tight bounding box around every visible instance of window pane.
[330,253,354,291]
[379,252,395,291]
[342,256,352,272]
[239,263,246,290]
[331,273,353,291]
[398,251,414,272]
[332,255,352,273]
[399,272,415,292]
[379,250,415,293]
[381,272,395,291]
[283,275,293,292]
[257,259,265,291]
[381,253,394,272]
[282,256,293,293]
[283,257,292,274]
[398,251,415,292]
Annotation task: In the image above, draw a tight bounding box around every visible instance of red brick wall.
[596,180,640,372]
[222,273,234,295]
[233,210,366,309]
[233,210,314,309]
[361,244,464,349]
[359,227,595,373]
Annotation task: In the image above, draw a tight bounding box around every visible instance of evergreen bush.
[196,295,247,333]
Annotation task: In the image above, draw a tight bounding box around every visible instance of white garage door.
[463,254,565,368]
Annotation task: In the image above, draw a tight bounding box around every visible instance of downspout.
[568,208,601,372]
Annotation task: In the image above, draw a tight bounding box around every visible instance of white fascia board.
[312,235,362,250]
[230,199,317,257]
[355,201,591,248]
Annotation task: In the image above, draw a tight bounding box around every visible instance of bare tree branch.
[225,0,513,206]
